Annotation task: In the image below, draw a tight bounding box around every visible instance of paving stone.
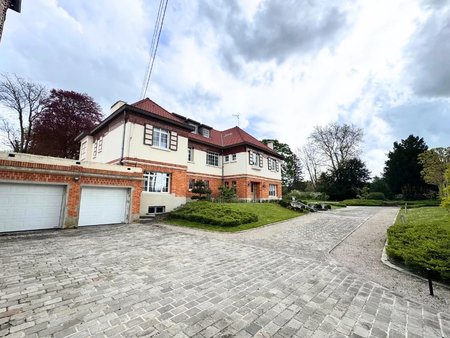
[0,207,447,338]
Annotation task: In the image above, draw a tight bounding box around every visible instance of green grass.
[166,202,303,232]
[342,199,440,208]
[386,207,450,282]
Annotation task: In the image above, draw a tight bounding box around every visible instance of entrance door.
[250,182,259,201]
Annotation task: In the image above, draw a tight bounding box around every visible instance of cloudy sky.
[1,0,449,176]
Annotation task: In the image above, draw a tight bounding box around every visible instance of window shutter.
[259,154,263,167]
[248,151,253,165]
[169,131,178,151]
[268,158,272,171]
[275,160,280,172]
[144,124,153,145]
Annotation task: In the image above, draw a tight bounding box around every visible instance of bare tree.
[298,142,323,189]
[0,74,47,152]
[308,122,363,171]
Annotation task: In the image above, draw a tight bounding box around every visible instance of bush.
[218,184,237,202]
[365,192,386,200]
[288,190,329,201]
[169,202,258,227]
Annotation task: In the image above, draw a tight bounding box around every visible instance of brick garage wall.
[0,158,142,229]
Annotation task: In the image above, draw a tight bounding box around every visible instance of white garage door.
[78,187,129,226]
[0,183,65,233]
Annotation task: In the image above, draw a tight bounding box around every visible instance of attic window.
[189,123,198,134]
[202,128,210,138]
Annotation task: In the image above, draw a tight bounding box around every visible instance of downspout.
[120,111,127,165]
[220,133,224,183]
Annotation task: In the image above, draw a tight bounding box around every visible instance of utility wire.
[140,0,169,99]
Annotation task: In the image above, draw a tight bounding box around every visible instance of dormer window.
[202,128,210,138]
[188,123,198,134]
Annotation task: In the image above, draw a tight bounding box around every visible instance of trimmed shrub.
[169,202,258,227]
[365,192,386,200]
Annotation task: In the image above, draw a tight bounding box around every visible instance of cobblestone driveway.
[0,207,449,337]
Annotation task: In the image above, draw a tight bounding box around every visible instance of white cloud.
[1,0,449,177]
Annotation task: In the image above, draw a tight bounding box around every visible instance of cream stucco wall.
[93,121,125,163]
[223,151,282,180]
[140,192,186,213]
[187,148,222,176]
[127,123,188,166]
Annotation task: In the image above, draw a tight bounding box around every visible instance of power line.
[140,0,169,99]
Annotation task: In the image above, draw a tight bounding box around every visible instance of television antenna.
[232,113,240,127]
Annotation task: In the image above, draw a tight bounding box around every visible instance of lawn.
[342,199,440,208]
[386,207,450,282]
[166,201,303,232]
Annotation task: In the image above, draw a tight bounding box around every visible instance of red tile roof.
[132,98,185,124]
[130,98,281,157]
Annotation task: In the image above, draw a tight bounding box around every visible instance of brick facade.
[0,155,143,229]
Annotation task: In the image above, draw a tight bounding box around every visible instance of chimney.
[267,140,274,149]
[111,100,127,113]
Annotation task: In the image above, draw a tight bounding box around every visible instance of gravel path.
[330,207,450,313]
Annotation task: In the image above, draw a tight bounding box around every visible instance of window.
[249,151,263,168]
[189,178,195,191]
[189,123,198,134]
[143,172,170,192]
[268,158,280,172]
[269,184,277,197]
[153,127,169,149]
[232,154,237,161]
[148,206,165,214]
[232,181,237,188]
[80,141,87,161]
[202,128,210,138]
[224,181,229,188]
[188,147,194,162]
[206,152,219,166]
[224,155,230,163]
[204,180,209,188]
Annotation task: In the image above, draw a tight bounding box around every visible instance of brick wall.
[0,157,142,229]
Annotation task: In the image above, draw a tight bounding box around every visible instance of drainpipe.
[220,133,224,184]
[120,111,127,165]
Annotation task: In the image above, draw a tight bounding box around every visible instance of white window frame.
[269,184,277,197]
[143,171,170,193]
[202,128,210,138]
[98,136,103,154]
[153,127,169,149]
[231,154,237,161]
[206,151,219,166]
[188,147,194,162]
[224,155,230,163]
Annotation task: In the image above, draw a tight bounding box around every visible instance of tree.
[262,139,303,192]
[369,176,391,197]
[191,180,211,199]
[418,147,450,199]
[317,158,370,200]
[299,142,323,189]
[0,74,47,152]
[29,89,103,159]
[308,122,363,171]
[383,135,430,199]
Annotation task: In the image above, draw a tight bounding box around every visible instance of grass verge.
[386,207,450,282]
[342,199,440,208]
[166,202,303,232]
